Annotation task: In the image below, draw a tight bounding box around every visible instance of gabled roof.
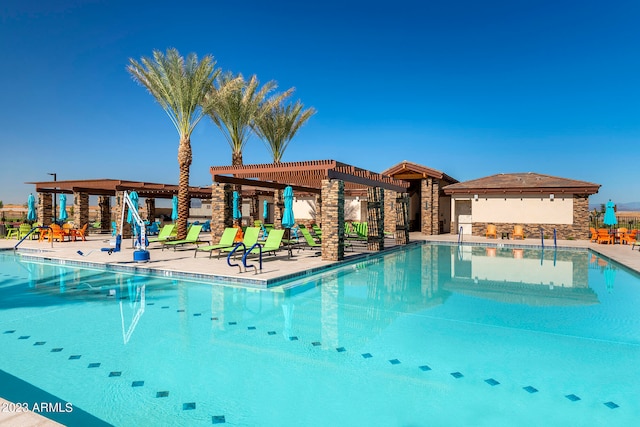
[382,161,458,184]
[442,172,600,196]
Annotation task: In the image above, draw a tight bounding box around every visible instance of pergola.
[28,178,211,233]
[209,160,411,261]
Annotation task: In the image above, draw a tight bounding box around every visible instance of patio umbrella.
[171,195,179,222]
[58,194,68,222]
[27,193,37,222]
[603,200,617,228]
[232,191,241,221]
[127,191,139,225]
[282,186,295,229]
[263,199,268,222]
[282,186,295,258]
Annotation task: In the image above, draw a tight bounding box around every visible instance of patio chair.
[596,229,613,244]
[162,225,205,251]
[589,227,598,243]
[300,227,321,249]
[148,224,176,244]
[71,224,88,241]
[194,227,238,258]
[513,225,524,240]
[5,225,19,239]
[18,224,33,240]
[219,227,260,258]
[246,229,285,257]
[486,224,497,239]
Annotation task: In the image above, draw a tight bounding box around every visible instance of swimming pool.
[1,244,638,426]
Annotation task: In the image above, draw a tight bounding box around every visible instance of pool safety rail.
[226,242,262,274]
[14,226,52,250]
[539,227,558,249]
[458,226,464,245]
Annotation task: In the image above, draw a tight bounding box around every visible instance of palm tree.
[127,48,217,239]
[203,72,289,166]
[254,98,316,163]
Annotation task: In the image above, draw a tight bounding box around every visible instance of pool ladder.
[226,242,262,274]
[14,226,52,250]
[539,227,558,249]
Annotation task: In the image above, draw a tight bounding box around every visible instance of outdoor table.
[501,232,510,239]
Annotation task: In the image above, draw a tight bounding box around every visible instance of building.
[443,172,601,240]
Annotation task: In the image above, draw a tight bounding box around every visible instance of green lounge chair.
[194,227,238,258]
[300,227,321,249]
[162,225,205,251]
[246,229,285,256]
[148,224,176,244]
[219,227,260,258]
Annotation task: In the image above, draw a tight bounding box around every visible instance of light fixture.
[550,194,554,201]
[474,194,478,201]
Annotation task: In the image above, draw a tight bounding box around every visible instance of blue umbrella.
[232,191,241,220]
[58,194,68,222]
[282,186,295,229]
[603,200,617,227]
[27,193,37,222]
[263,199,268,222]
[127,191,139,224]
[171,195,179,222]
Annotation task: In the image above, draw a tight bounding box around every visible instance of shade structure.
[27,193,37,222]
[603,200,617,227]
[171,195,179,222]
[232,191,241,220]
[127,191,139,224]
[263,199,268,221]
[58,194,68,222]
[282,186,295,229]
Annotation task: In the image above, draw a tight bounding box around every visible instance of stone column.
[314,193,322,227]
[210,183,233,242]
[98,196,111,234]
[248,195,259,225]
[384,189,396,238]
[432,179,440,234]
[321,179,344,261]
[38,192,53,226]
[273,189,283,229]
[421,178,432,235]
[146,198,156,222]
[73,191,89,227]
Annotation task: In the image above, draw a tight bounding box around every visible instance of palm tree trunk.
[232,151,243,195]
[177,137,192,240]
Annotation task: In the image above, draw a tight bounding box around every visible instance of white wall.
[467,194,573,224]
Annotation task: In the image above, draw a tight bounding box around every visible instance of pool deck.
[1,231,639,426]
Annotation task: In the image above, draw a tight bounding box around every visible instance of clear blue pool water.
[1,244,639,426]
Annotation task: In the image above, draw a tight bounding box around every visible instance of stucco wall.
[472,195,573,224]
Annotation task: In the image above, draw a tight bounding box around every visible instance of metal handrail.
[553,228,557,248]
[458,226,463,245]
[227,242,247,273]
[539,227,544,249]
[242,243,263,274]
[14,226,52,250]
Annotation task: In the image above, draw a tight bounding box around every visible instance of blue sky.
[1,0,638,206]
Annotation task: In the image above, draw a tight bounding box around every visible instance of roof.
[210,160,409,194]
[26,179,212,199]
[442,172,600,196]
[382,161,458,184]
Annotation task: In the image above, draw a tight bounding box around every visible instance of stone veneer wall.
[384,189,396,236]
[249,195,258,225]
[366,186,384,251]
[210,183,233,241]
[37,192,52,226]
[73,192,89,227]
[321,179,344,261]
[471,195,590,240]
[145,198,155,222]
[421,178,440,235]
[273,189,283,229]
[98,196,111,234]
[314,193,322,227]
